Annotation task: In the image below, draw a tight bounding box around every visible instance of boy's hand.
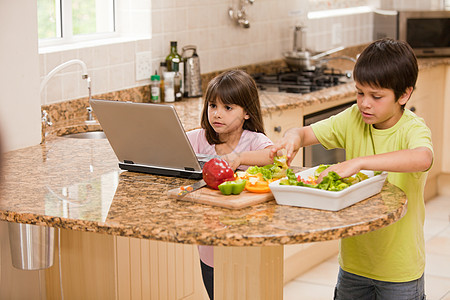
[270,132,302,166]
[316,158,362,183]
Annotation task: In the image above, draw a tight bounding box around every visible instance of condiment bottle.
[159,62,167,102]
[173,62,182,101]
[163,71,175,103]
[150,72,161,103]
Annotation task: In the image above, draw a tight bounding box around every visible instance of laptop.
[89,99,210,179]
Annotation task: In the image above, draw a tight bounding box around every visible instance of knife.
[177,179,207,198]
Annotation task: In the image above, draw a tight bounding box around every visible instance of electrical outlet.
[332,23,342,45]
[135,51,152,81]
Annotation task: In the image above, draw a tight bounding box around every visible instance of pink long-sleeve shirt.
[186,129,273,267]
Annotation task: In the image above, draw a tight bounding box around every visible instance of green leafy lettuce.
[246,155,289,181]
[279,164,373,192]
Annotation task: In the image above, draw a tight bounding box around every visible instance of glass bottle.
[163,71,175,103]
[173,62,182,101]
[150,71,161,103]
[159,61,167,102]
[165,41,182,72]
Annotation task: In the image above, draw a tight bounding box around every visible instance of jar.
[150,73,161,103]
[163,71,175,103]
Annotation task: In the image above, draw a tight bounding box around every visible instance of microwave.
[374,10,450,57]
[398,10,450,57]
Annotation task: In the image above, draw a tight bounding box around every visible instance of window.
[38,0,115,45]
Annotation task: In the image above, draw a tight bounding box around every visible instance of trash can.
[8,223,55,270]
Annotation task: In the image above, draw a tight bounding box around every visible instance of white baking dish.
[269,166,388,211]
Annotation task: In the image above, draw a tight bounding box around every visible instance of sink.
[61,131,106,139]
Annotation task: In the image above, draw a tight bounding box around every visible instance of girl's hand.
[221,151,241,171]
[316,158,362,183]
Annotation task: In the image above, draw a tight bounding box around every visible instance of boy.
[270,38,433,299]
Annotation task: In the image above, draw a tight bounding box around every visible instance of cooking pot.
[283,46,344,71]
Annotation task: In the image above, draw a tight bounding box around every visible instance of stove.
[252,68,352,94]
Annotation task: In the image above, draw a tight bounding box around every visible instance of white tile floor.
[284,195,450,300]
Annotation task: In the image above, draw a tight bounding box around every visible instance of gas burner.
[252,67,350,94]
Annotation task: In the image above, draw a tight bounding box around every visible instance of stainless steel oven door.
[303,101,355,167]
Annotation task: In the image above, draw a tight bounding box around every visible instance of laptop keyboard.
[199,160,206,169]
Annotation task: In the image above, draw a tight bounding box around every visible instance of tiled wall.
[39,0,442,105]
[150,0,309,74]
[39,40,150,104]
[378,0,444,10]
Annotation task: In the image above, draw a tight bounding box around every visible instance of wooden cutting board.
[167,186,274,209]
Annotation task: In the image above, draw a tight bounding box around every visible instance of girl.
[187,69,274,299]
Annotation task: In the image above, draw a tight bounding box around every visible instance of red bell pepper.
[202,158,235,190]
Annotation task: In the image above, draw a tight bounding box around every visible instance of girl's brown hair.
[200,69,265,145]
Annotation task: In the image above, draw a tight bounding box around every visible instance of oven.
[303,101,355,167]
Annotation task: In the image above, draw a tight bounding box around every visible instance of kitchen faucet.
[40,59,91,102]
[228,0,254,28]
[40,59,93,142]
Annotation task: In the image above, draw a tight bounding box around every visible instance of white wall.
[0,0,41,152]
[379,0,444,10]
[4,0,443,150]
[151,0,309,74]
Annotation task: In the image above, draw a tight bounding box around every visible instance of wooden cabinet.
[263,107,304,166]
[406,65,446,199]
[442,65,450,173]
[44,230,208,300]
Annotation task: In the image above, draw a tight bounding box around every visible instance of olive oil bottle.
[165,41,182,71]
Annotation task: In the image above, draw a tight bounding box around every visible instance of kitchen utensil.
[168,185,274,209]
[182,45,202,98]
[283,25,345,70]
[176,179,207,198]
[283,46,344,71]
[269,166,388,211]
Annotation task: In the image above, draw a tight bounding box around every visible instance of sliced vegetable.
[245,179,270,193]
[245,155,289,181]
[279,165,376,192]
[218,179,247,195]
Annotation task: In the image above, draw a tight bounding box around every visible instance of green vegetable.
[314,164,330,177]
[317,171,349,191]
[218,179,247,195]
[246,155,289,181]
[279,165,373,192]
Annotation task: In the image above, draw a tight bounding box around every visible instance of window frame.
[38,0,117,48]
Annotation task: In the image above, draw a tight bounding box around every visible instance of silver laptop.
[89,99,209,179]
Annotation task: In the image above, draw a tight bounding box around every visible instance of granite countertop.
[0,86,407,247]
[0,134,406,246]
[3,56,446,247]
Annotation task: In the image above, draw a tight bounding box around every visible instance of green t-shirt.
[311,104,433,282]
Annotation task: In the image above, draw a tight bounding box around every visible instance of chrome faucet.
[228,0,254,28]
[41,110,53,143]
[86,106,95,123]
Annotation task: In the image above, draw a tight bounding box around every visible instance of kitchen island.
[0,135,406,299]
[2,57,448,299]
[1,100,407,300]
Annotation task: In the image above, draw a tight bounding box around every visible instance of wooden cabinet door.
[263,107,304,167]
[442,66,450,173]
[407,66,445,179]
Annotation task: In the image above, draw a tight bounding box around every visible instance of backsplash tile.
[39,0,441,106]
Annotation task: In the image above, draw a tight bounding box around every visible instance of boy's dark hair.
[354,38,418,106]
[201,69,265,145]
